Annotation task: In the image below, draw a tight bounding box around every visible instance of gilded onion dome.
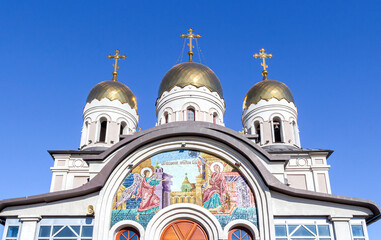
[86,80,137,110]
[243,79,294,110]
[158,62,223,98]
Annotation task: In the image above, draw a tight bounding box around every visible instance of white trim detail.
[223,219,260,240]
[145,203,223,240]
[109,220,145,240]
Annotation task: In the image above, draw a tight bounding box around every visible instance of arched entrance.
[160,219,208,240]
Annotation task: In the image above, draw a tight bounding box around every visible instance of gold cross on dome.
[253,48,273,78]
[181,28,201,62]
[107,49,126,81]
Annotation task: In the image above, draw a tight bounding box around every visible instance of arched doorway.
[116,228,140,240]
[160,219,208,240]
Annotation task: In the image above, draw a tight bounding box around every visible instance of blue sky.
[0,0,380,237]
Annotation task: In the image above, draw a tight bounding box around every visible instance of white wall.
[156,85,225,125]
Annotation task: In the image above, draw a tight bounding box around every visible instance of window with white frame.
[275,219,333,240]
[36,218,93,240]
[4,219,21,240]
[5,226,20,240]
[350,219,368,240]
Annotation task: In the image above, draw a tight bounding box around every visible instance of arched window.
[273,117,282,143]
[229,227,253,240]
[120,122,127,135]
[116,228,139,240]
[99,118,107,143]
[164,112,169,124]
[187,107,195,121]
[254,121,261,144]
[213,113,218,124]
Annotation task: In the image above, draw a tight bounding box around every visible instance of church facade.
[0,29,379,240]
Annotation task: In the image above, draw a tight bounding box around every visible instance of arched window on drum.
[187,107,195,121]
[229,227,253,240]
[99,117,108,143]
[120,121,127,135]
[116,228,139,240]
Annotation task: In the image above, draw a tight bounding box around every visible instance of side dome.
[243,80,294,110]
[158,62,223,98]
[86,80,137,110]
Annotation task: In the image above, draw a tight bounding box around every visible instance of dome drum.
[156,62,225,125]
[81,80,139,150]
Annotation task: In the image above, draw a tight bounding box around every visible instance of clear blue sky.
[0,0,380,238]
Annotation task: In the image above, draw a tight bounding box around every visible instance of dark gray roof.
[262,145,334,158]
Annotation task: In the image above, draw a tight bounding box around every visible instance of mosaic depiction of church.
[111,150,257,228]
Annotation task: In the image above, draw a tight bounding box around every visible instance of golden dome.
[158,62,223,98]
[243,79,294,110]
[86,80,137,110]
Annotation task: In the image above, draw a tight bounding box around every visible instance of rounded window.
[228,227,253,240]
[116,228,139,240]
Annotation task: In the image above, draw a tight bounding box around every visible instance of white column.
[18,216,41,240]
[329,216,352,240]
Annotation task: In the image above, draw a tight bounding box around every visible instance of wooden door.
[160,220,208,240]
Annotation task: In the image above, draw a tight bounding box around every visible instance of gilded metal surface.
[243,79,294,110]
[107,49,126,81]
[158,62,223,98]
[253,48,273,77]
[86,80,137,110]
[181,28,201,62]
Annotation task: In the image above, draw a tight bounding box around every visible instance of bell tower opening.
[254,121,261,144]
[164,112,169,123]
[213,113,218,124]
[99,118,107,143]
[273,117,283,143]
[120,121,127,135]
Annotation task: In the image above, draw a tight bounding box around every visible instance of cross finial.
[107,49,126,81]
[181,28,201,62]
[253,48,273,80]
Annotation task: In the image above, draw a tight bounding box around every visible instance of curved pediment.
[0,122,379,224]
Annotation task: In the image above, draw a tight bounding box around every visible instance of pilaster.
[18,215,41,240]
[329,216,352,240]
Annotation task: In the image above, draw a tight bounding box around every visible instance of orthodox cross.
[181,28,201,62]
[107,49,126,81]
[253,48,273,79]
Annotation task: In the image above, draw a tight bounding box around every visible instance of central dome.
[86,80,137,110]
[243,79,294,110]
[158,62,223,98]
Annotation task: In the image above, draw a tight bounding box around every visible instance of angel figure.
[114,173,143,208]
[135,169,167,221]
